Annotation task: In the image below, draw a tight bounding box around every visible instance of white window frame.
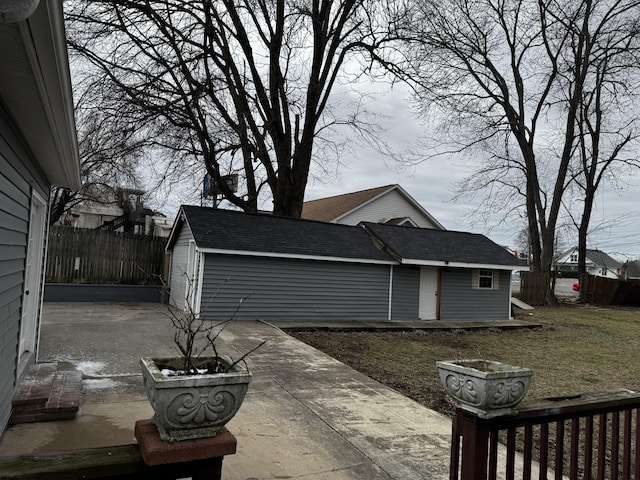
[472,269,500,290]
[478,269,494,289]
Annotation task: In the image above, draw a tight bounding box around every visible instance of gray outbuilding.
[166,206,524,323]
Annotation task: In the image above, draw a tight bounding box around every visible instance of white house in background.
[145,215,174,237]
[62,186,174,237]
[554,248,622,279]
[301,184,445,229]
[0,0,80,434]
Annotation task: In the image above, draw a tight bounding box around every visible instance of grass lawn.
[290,304,640,417]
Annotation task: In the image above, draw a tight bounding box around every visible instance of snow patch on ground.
[74,361,106,376]
[82,378,122,390]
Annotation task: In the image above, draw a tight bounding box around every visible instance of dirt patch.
[289,304,640,419]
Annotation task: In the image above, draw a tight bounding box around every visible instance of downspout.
[508,270,513,320]
[195,251,205,317]
[388,265,393,321]
[0,0,39,22]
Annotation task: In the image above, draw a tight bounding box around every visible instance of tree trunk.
[578,191,594,279]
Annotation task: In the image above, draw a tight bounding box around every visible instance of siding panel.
[439,269,511,320]
[0,106,51,434]
[391,266,419,320]
[199,254,390,321]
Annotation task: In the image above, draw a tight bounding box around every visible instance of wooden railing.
[451,390,640,480]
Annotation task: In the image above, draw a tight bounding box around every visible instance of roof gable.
[557,247,621,268]
[363,222,524,268]
[302,185,445,229]
[301,185,393,223]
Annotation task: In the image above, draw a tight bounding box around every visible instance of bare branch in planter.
[161,274,263,375]
[227,340,268,372]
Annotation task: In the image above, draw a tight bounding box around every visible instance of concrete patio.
[0,303,455,479]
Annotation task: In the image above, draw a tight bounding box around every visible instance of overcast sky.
[158,83,640,261]
[301,84,640,261]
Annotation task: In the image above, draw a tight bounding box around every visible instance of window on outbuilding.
[472,269,500,290]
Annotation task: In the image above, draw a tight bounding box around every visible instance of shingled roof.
[168,206,523,269]
[363,222,525,268]
[301,185,393,222]
[585,249,621,268]
[170,206,393,263]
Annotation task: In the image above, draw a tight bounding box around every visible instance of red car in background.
[573,281,580,292]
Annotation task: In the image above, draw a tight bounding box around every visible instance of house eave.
[0,0,80,190]
[400,259,522,270]
[195,247,398,266]
[165,207,187,252]
[0,0,39,22]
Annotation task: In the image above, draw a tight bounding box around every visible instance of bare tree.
[50,77,147,225]
[65,0,403,217]
[565,16,640,278]
[396,0,640,303]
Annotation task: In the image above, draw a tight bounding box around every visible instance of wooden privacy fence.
[450,390,640,480]
[46,226,166,284]
[580,274,640,305]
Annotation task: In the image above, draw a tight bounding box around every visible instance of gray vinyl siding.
[0,105,50,433]
[168,224,194,309]
[199,254,390,321]
[391,266,419,320]
[439,269,511,320]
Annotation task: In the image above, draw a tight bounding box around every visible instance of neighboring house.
[621,260,640,280]
[64,187,148,234]
[166,207,523,323]
[0,0,80,434]
[301,184,445,229]
[62,187,173,237]
[145,214,174,238]
[554,248,622,279]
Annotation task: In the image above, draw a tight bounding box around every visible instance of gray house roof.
[585,249,621,268]
[168,206,523,270]
[171,206,394,263]
[363,222,525,269]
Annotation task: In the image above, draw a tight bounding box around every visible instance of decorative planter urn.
[436,359,533,418]
[140,356,252,442]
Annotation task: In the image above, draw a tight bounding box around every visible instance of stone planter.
[140,356,251,442]
[436,359,532,418]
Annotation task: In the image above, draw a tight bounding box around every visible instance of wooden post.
[459,411,490,480]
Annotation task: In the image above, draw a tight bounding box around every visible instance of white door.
[19,192,47,366]
[418,267,438,320]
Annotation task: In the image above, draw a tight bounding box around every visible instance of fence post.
[458,409,490,480]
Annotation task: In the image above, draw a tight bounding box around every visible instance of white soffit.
[0,0,80,189]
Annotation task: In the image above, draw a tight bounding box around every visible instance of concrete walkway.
[0,303,454,479]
